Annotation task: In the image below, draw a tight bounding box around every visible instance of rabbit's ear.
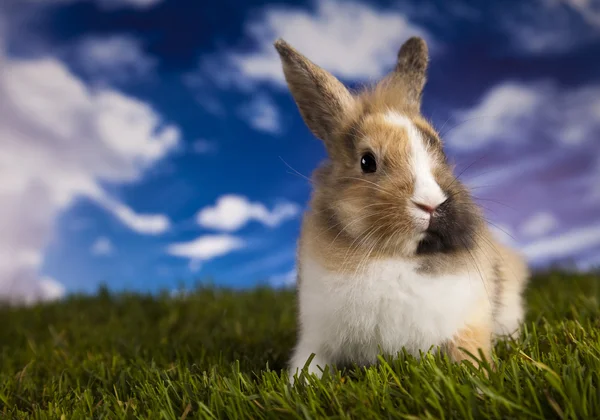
[388,37,429,109]
[274,39,355,145]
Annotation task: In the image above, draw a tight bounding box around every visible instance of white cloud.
[557,0,600,27]
[196,195,301,231]
[520,212,559,238]
[97,195,171,235]
[498,0,600,53]
[521,222,600,262]
[167,235,244,265]
[74,35,156,84]
[450,80,599,264]
[193,0,433,90]
[238,94,282,134]
[0,42,179,303]
[110,208,170,235]
[0,272,66,305]
[447,82,600,150]
[91,236,114,256]
[38,276,67,302]
[466,151,562,191]
[452,82,600,244]
[92,92,180,166]
[448,82,544,150]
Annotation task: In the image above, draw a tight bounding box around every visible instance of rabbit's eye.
[360,153,377,174]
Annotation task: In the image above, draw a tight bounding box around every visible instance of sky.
[0,0,599,303]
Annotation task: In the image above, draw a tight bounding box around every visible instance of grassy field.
[1,271,599,419]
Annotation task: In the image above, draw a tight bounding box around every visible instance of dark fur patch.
[416,195,479,255]
[413,120,444,155]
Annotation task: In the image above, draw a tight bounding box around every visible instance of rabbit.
[273,36,529,380]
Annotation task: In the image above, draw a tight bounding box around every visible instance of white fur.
[493,278,524,339]
[384,111,447,216]
[290,254,490,377]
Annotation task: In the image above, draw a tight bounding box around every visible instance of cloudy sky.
[1,0,599,303]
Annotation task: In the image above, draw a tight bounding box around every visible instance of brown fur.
[295,105,484,276]
[275,36,529,363]
[446,321,493,368]
[274,37,492,275]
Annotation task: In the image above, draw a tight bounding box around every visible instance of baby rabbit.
[274,36,529,379]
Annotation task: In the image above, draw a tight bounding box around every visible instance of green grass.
[1,271,599,419]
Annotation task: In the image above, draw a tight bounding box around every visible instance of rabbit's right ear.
[274,39,354,145]
[387,37,429,110]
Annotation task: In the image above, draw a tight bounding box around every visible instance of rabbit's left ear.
[386,37,429,109]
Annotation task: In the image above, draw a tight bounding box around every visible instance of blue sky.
[1,0,599,302]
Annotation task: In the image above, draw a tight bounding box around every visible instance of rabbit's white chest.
[298,256,487,365]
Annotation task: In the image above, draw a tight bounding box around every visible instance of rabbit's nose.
[413,202,437,215]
